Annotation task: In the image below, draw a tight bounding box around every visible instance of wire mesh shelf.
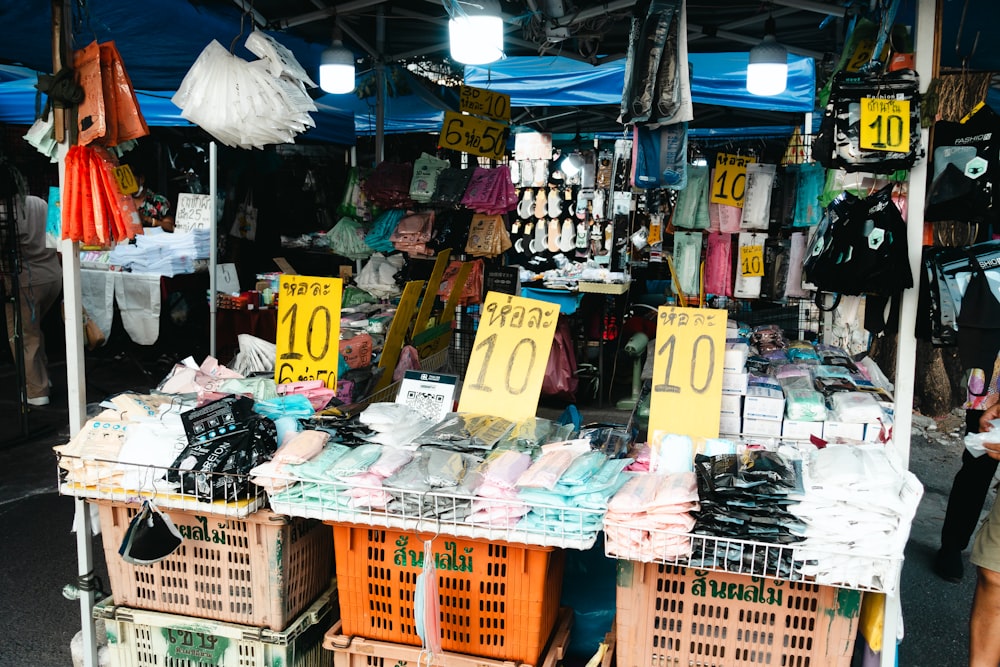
[266,478,603,550]
[355,346,451,407]
[605,521,905,594]
[56,454,265,518]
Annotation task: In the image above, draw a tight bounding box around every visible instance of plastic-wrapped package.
[784,387,828,422]
[786,343,821,364]
[829,392,885,423]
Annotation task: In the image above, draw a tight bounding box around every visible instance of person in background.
[132,170,175,232]
[935,339,1000,583]
[968,401,1000,666]
[4,195,61,406]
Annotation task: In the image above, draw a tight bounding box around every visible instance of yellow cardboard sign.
[460,85,511,122]
[457,291,559,420]
[275,275,343,389]
[860,97,910,154]
[648,306,728,440]
[710,153,756,208]
[740,244,764,277]
[114,164,138,195]
[439,110,509,160]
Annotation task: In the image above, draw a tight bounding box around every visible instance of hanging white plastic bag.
[414,539,442,660]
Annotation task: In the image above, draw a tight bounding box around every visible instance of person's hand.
[979,403,1000,433]
[158,215,175,233]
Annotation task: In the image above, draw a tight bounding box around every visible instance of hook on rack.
[955,0,981,71]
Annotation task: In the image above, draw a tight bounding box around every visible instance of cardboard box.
[743,383,785,421]
[864,420,892,443]
[724,342,750,374]
[782,419,825,441]
[720,393,742,417]
[743,417,783,438]
[719,413,741,436]
[822,421,866,441]
[722,372,748,396]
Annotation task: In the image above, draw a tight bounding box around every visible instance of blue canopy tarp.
[465,53,816,113]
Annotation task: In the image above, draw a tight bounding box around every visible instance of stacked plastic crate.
[322,523,573,667]
[58,466,336,667]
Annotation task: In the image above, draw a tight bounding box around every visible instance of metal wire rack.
[603,523,903,594]
[56,454,265,518]
[267,478,604,550]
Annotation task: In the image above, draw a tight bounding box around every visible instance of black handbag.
[814,68,921,173]
[803,184,913,306]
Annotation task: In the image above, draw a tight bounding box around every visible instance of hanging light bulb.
[747,15,788,96]
[319,28,355,94]
[447,0,503,65]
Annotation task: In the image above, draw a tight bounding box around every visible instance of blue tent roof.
[465,54,816,113]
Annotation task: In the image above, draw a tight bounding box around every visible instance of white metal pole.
[209,141,217,358]
[882,0,936,664]
[60,149,97,667]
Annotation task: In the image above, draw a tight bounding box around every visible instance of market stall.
[4,2,957,667]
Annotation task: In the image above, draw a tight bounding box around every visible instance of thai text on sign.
[648,305,728,440]
[457,291,559,420]
[275,275,343,389]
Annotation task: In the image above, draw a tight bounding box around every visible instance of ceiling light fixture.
[746,15,788,97]
[319,28,355,94]
[446,0,504,65]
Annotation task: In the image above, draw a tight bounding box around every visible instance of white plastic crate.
[95,586,338,667]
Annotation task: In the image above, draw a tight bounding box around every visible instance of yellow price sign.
[460,85,511,122]
[457,291,559,420]
[860,97,910,154]
[648,306,728,440]
[275,275,343,389]
[114,164,138,195]
[710,153,756,208]
[439,110,509,160]
[740,244,764,277]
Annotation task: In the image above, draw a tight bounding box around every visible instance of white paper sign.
[216,263,241,294]
[396,371,458,422]
[174,193,212,232]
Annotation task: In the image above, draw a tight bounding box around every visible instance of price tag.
[162,626,229,664]
[276,275,343,389]
[710,153,756,208]
[647,214,662,246]
[739,244,764,277]
[114,164,138,195]
[457,291,559,420]
[439,110,509,161]
[860,97,910,154]
[648,306,728,440]
[174,193,213,232]
[460,85,511,122]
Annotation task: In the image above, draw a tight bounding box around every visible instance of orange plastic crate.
[331,523,565,665]
[98,501,334,630]
[323,607,574,667]
[615,562,862,667]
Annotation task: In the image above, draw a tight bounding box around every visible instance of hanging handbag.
[803,184,913,306]
[813,68,921,173]
[229,191,258,241]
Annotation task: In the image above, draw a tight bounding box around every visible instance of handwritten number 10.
[867,113,904,149]
[654,334,715,394]
[279,302,331,361]
[469,333,536,394]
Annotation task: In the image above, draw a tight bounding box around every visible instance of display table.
[80,269,208,346]
[520,281,632,405]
